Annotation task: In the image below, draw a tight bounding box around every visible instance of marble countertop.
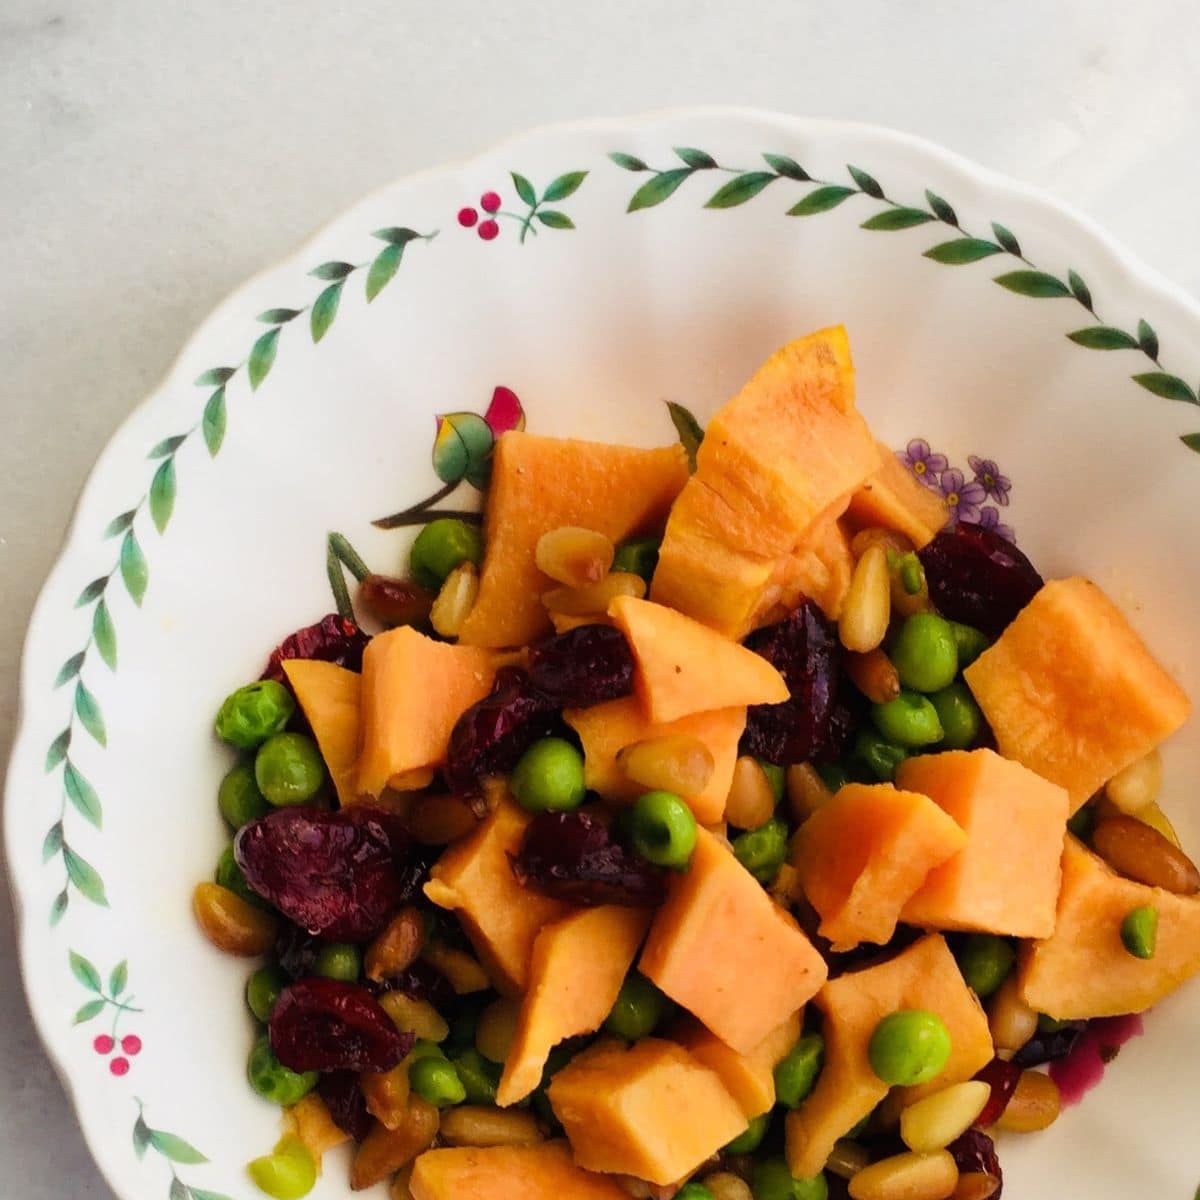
[2,1,1196,1195]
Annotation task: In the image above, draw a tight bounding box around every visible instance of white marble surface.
[2,1,1197,1195]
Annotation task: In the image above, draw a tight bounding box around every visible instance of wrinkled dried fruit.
[1011,1020,1086,1068]
[275,926,324,980]
[510,811,666,906]
[972,1058,1022,1128]
[387,959,458,1012]
[918,524,1042,637]
[526,624,636,707]
[270,977,413,1073]
[317,1070,373,1141]
[947,1129,1002,1197]
[262,613,370,683]
[236,807,424,942]
[359,574,437,628]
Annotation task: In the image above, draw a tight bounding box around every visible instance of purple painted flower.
[968,455,1012,506]
[972,504,1017,544]
[938,468,986,524]
[897,439,949,490]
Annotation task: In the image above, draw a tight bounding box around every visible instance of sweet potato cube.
[283,660,362,806]
[424,798,570,994]
[791,782,967,951]
[846,442,950,549]
[356,627,495,797]
[1020,837,1200,1019]
[609,596,788,723]
[410,1141,630,1200]
[639,829,827,1053]
[896,750,1068,938]
[547,1038,746,1184]
[964,577,1192,812]
[564,697,746,824]
[676,1009,802,1119]
[755,511,856,627]
[458,433,689,648]
[785,934,991,1179]
[497,906,650,1106]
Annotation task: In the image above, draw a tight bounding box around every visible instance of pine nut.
[379,991,449,1042]
[617,734,715,796]
[361,1062,412,1130]
[420,942,490,994]
[725,756,777,830]
[365,907,426,982]
[1092,814,1200,894]
[541,571,646,616]
[350,1096,439,1190]
[390,1164,416,1200]
[476,997,521,1064]
[848,1150,958,1200]
[430,562,479,638]
[995,1069,1061,1133]
[846,649,902,704]
[851,528,914,560]
[987,973,1038,1056]
[899,1081,991,1152]
[1105,749,1163,814]
[192,882,279,956]
[535,526,616,588]
[702,1172,754,1200]
[786,762,834,823]
[840,545,891,652]
[438,1105,543,1147]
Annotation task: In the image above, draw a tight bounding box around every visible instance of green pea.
[950,621,990,668]
[1037,1013,1069,1034]
[219,760,271,829]
[246,965,289,1023]
[409,1054,466,1107]
[870,691,944,748]
[676,1185,715,1200]
[631,791,697,869]
[733,817,789,885]
[955,934,1015,998]
[760,762,786,804]
[1067,803,1095,843]
[1121,905,1158,959]
[409,518,483,590]
[255,733,326,807]
[247,1136,316,1200]
[867,1010,952,1086]
[849,728,909,783]
[450,1047,500,1105]
[604,971,670,1041]
[930,681,983,750]
[215,680,295,750]
[752,1157,828,1200]
[314,943,361,982]
[774,1032,824,1108]
[815,763,850,793]
[725,1111,770,1154]
[247,1036,317,1106]
[510,737,586,814]
[897,552,925,596]
[409,1038,448,1064]
[889,613,959,694]
[612,537,660,583]
[216,845,262,906]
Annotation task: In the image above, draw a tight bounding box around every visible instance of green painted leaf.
[54,654,84,688]
[247,326,280,389]
[674,147,717,169]
[762,153,809,181]
[310,282,343,343]
[73,999,106,1024]
[148,1129,208,1165]
[69,950,102,992]
[1068,270,1093,310]
[608,152,648,172]
[786,186,855,216]
[666,401,704,471]
[373,227,421,247]
[627,169,692,212]
[1066,327,1138,350]
[1132,372,1198,405]
[189,1190,236,1200]
[42,822,63,862]
[64,847,108,906]
[257,307,301,324]
[92,601,116,670]
[202,386,226,456]
[103,510,137,539]
[75,681,106,747]
[1137,318,1159,358]
[326,541,353,621]
[44,730,70,771]
[705,172,777,209]
[148,435,186,459]
[542,170,587,202]
[923,238,1004,264]
[994,270,1071,298]
[193,367,235,387]
[433,412,494,485]
[511,172,536,206]
[149,457,177,533]
[860,207,935,231]
[133,1115,152,1159]
[328,532,370,582]
[64,763,102,828]
[120,531,148,606]
[365,244,403,302]
[847,165,884,198]
[990,222,1022,256]
[1182,433,1200,453]
[109,959,128,997]
[925,190,957,224]
[310,260,355,281]
[76,578,107,607]
[50,890,68,925]
[169,1177,189,1200]
[535,210,574,229]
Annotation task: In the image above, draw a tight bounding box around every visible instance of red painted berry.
[121,1035,142,1056]
[93,1035,114,1055]
[480,191,501,213]
[110,1057,130,1077]
[457,207,478,228]
[478,220,500,241]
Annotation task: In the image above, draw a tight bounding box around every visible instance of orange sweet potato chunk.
[756,512,856,626]
[785,934,991,1179]
[1020,837,1200,1019]
[547,1038,746,1184]
[496,906,650,1106]
[897,750,1068,939]
[608,596,789,724]
[564,697,746,824]
[846,442,950,549]
[356,627,495,797]
[964,577,1192,812]
[458,433,689,648]
[410,1142,629,1200]
[791,783,967,951]
[639,829,827,1053]
[424,798,570,994]
[283,660,362,807]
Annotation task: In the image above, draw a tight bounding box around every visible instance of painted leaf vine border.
[610,147,1200,451]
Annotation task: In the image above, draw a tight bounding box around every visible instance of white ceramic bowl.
[7,109,1199,1200]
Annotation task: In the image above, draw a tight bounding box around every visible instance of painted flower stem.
[375,506,482,529]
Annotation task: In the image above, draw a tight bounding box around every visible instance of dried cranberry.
[236,806,423,942]
[386,959,458,1012]
[317,1071,373,1141]
[511,812,666,907]
[527,625,636,707]
[443,668,559,793]
[947,1129,1002,1197]
[1012,1019,1086,1068]
[972,1057,1022,1128]
[358,574,436,629]
[918,524,1043,637]
[270,977,412,1073]
[274,926,324,980]
[262,613,370,684]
